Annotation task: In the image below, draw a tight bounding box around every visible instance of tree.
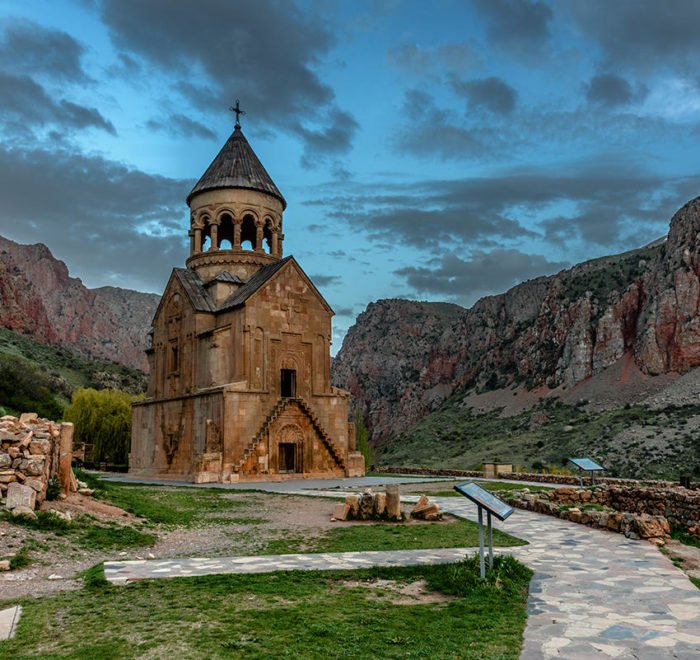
[65,388,140,466]
[355,409,373,468]
[0,354,64,420]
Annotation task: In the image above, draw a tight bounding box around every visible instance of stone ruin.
[510,484,700,543]
[0,413,82,518]
[331,484,442,522]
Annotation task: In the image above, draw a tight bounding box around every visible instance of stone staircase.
[232,396,346,474]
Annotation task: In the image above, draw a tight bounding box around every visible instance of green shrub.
[45,476,61,501]
[0,353,64,420]
[355,409,373,468]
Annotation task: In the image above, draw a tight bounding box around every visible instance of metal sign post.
[567,457,605,486]
[454,480,514,579]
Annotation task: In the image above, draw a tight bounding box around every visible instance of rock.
[0,454,11,469]
[374,492,387,516]
[0,560,10,571]
[345,495,359,519]
[359,491,375,519]
[77,480,88,489]
[332,502,349,521]
[12,505,37,520]
[77,488,95,496]
[635,514,669,539]
[47,510,71,523]
[0,471,16,484]
[24,458,44,477]
[385,484,401,520]
[147,553,156,560]
[24,478,43,492]
[28,440,50,455]
[563,425,574,432]
[19,413,38,424]
[6,482,36,510]
[47,574,62,580]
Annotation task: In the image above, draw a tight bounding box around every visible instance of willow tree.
[65,388,140,466]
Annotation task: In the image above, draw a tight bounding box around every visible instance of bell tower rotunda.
[185,106,286,283]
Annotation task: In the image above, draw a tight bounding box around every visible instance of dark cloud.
[309,163,691,252]
[0,72,116,136]
[393,90,501,159]
[334,306,355,317]
[452,76,517,115]
[395,249,567,303]
[310,274,341,287]
[471,0,553,54]
[96,0,357,160]
[0,17,90,82]
[568,1,700,72]
[586,73,647,107]
[146,114,216,140]
[0,145,190,291]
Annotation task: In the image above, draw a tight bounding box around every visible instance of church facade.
[129,120,365,482]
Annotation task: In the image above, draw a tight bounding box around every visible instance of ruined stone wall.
[0,413,60,509]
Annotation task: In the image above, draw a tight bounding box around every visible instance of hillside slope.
[333,197,700,445]
[0,236,160,370]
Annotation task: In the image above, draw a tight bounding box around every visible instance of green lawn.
[3,556,532,659]
[428,480,554,497]
[266,517,526,554]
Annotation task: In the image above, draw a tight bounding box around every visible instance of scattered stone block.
[12,505,37,520]
[332,502,349,521]
[345,495,359,518]
[374,492,386,516]
[385,484,401,519]
[6,482,36,511]
[0,560,9,572]
[359,490,375,518]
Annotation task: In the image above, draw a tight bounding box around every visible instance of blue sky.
[0,0,699,352]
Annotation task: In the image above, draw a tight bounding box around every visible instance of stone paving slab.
[105,547,473,584]
[0,605,22,641]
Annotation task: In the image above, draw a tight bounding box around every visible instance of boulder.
[6,482,36,510]
[0,453,11,469]
[12,505,37,520]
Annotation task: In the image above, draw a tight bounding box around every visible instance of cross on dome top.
[229,100,245,129]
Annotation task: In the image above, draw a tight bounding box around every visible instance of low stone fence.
[374,466,697,489]
[0,413,74,511]
[510,483,700,542]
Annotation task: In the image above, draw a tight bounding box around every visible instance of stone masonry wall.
[0,413,61,508]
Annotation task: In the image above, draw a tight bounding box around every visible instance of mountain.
[0,236,159,370]
[333,197,700,457]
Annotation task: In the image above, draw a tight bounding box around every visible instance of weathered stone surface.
[345,495,359,518]
[12,505,37,519]
[374,492,386,516]
[385,484,401,519]
[0,454,10,469]
[18,413,38,424]
[359,491,375,519]
[6,482,36,510]
[332,502,348,521]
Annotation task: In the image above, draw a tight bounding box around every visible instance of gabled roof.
[204,271,245,287]
[186,126,286,208]
[173,268,215,312]
[218,257,292,311]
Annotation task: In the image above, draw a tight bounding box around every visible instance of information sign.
[568,457,604,472]
[453,481,514,521]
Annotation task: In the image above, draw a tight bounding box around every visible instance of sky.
[0,0,699,353]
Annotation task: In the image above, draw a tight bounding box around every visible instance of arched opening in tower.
[218,213,234,249]
[241,214,256,251]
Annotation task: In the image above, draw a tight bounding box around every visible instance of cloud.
[471,0,553,54]
[586,73,647,107]
[0,17,90,82]
[452,76,518,115]
[146,114,216,140]
[96,0,357,160]
[0,72,116,136]
[310,274,342,287]
[386,42,474,76]
[395,249,567,304]
[0,144,190,291]
[393,90,502,160]
[567,1,700,72]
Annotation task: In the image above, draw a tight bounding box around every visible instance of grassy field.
[3,556,532,659]
[376,397,700,480]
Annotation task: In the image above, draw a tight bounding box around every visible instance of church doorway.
[279,442,297,473]
[281,368,296,397]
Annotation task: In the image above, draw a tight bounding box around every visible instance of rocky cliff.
[0,237,159,370]
[333,197,700,440]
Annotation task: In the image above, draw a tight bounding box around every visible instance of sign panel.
[453,480,514,521]
[568,457,604,472]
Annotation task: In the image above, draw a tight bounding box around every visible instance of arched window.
[263,219,273,254]
[240,214,256,251]
[201,216,212,251]
[218,213,234,250]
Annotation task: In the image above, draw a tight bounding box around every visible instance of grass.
[78,471,259,528]
[691,577,700,590]
[3,510,156,551]
[671,529,700,549]
[377,396,700,480]
[428,480,554,497]
[265,517,526,554]
[3,555,532,659]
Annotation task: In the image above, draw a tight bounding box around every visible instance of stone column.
[188,230,195,256]
[385,484,401,520]
[209,222,219,251]
[194,227,202,253]
[271,229,279,256]
[233,218,242,249]
[59,422,77,498]
[254,218,264,252]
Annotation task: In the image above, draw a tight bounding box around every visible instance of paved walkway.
[0,606,21,641]
[100,476,700,658]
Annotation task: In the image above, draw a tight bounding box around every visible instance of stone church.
[129,117,365,482]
